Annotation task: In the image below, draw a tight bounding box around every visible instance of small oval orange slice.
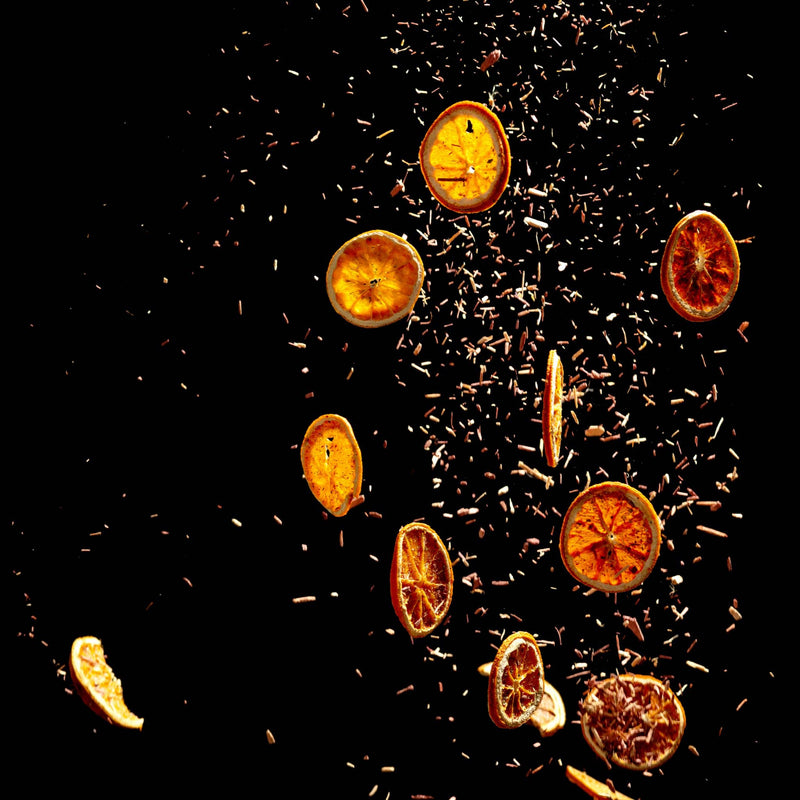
[300,414,363,517]
[660,209,740,321]
[487,631,545,729]
[419,100,511,214]
[326,229,425,328]
[390,522,454,638]
[579,673,686,771]
[559,481,661,593]
[69,636,143,730]
[542,348,564,468]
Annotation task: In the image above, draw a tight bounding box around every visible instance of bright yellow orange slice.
[542,348,564,468]
[69,636,143,730]
[326,229,425,328]
[300,413,363,517]
[559,481,661,593]
[487,631,545,729]
[565,765,636,800]
[419,100,511,213]
[390,522,454,638]
[579,674,686,771]
[660,209,740,321]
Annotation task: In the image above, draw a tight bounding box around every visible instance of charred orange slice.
[542,348,564,468]
[326,230,425,328]
[69,636,143,730]
[300,413,363,517]
[660,209,740,322]
[487,631,545,729]
[419,100,511,214]
[559,481,661,593]
[565,765,636,800]
[390,522,454,638]
[579,674,686,771]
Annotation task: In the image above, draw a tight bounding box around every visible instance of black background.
[9,2,788,797]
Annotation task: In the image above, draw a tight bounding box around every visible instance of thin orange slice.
[300,413,363,517]
[565,765,636,800]
[419,100,511,214]
[529,679,567,737]
[69,636,143,730]
[660,209,740,321]
[559,481,661,593]
[487,631,545,729]
[579,674,686,771]
[542,348,564,468]
[326,229,425,328]
[390,522,454,638]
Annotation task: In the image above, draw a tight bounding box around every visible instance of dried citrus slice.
[326,229,424,328]
[487,631,545,729]
[579,674,686,771]
[565,765,636,800]
[69,636,143,730]
[390,522,454,638]
[559,481,661,593]
[660,209,740,322]
[419,100,511,213]
[529,679,567,736]
[542,348,564,468]
[300,413,363,517]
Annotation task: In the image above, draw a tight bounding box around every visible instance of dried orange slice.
[565,765,636,800]
[300,413,363,517]
[579,674,686,771]
[529,679,567,737]
[419,100,511,213]
[326,229,424,328]
[390,522,454,638]
[542,348,564,468]
[69,635,143,730]
[559,481,661,593]
[487,631,545,729]
[660,209,740,322]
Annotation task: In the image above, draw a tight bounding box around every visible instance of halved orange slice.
[487,631,545,729]
[565,765,636,800]
[300,413,363,517]
[326,229,425,328]
[579,674,686,771]
[660,209,740,322]
[419,100,511,213]
[69,635,143,730]
[559,481,661,593]
[542,348,564,468]
[390,522,454,638]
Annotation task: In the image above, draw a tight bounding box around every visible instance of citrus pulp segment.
[326,229,424,328]
[69,636,143,730]
[390,522,454,638]
[579,673,686,771]
[660,209,740,321]
[300,413,363,517]
[559,481,661,593]
[487,631,545,729]
[419,100,511,213]
[542,348,564,468]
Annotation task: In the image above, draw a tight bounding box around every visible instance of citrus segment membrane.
[69,636,143,730]
[326,230,424,328]
[300,414,363,517]
[390,522,454,638]
[542,348,564,468]
[487,631,545,729]
[559,481,661,593]
[419,100,511,213]
[660,209,740,322]
[579,673,686,771]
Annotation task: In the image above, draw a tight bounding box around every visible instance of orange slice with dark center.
[419,100,511,213]
[559,481,661,592]
[390,522,454,638]
[660,209,740,321]
[487,631,545,729]
[300,414,363,517]
[542,348,564,468]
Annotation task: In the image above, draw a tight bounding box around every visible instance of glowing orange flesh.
[390,522,453,638]
[488,631,545,729]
